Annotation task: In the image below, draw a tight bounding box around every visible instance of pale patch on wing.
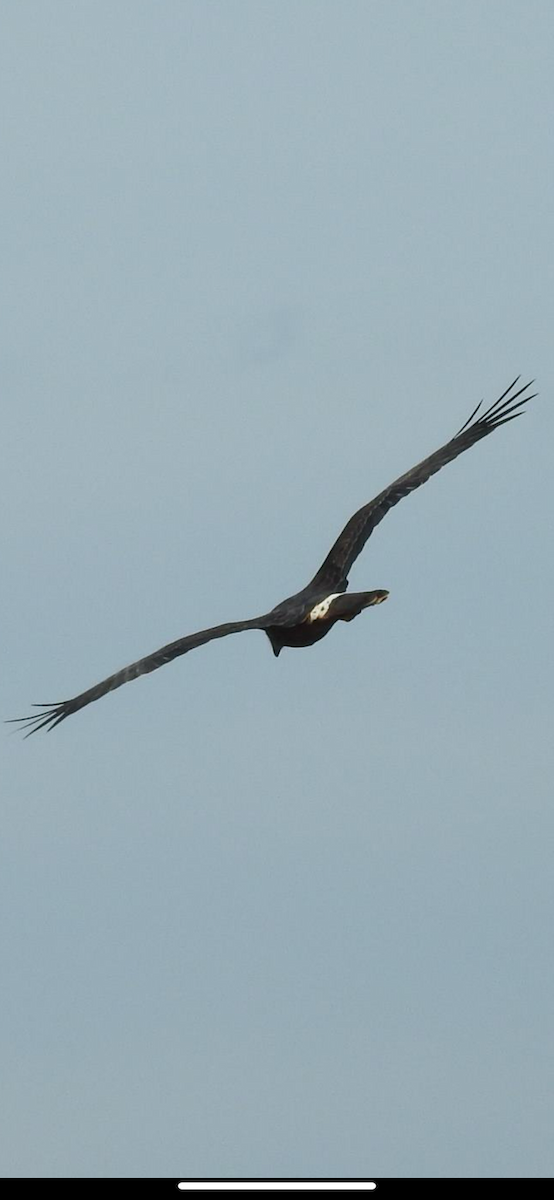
[306,593,342,623]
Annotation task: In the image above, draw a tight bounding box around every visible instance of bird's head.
[368,590,389,605]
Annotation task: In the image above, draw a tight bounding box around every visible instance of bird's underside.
[263,589,389,656]
[10,376,535,735]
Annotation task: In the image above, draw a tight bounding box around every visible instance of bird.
[10,376,535,736]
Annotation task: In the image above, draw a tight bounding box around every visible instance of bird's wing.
[310,376,536,591]
[9,617,268,735]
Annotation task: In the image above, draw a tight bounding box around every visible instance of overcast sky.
[2,0,553,1180]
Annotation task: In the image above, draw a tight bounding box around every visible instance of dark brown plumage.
[10,376,535,735]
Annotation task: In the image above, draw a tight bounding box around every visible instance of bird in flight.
[11,376,535,736]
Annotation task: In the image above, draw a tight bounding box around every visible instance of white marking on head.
[307,593,342,622]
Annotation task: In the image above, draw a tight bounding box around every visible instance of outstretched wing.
[310,376,536,592]
[9,617,267,735]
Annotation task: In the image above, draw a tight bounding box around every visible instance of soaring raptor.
[12,376,535,735]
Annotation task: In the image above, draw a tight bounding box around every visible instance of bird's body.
[264,589,390,657]
[11,376,536,735]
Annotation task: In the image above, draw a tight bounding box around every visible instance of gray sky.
[2,0,553,1180]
